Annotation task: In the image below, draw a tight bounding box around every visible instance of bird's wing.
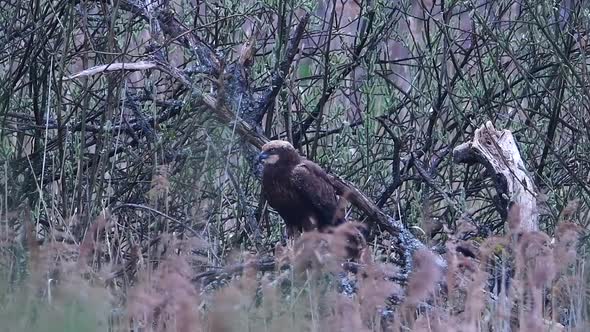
[291,160,339,225]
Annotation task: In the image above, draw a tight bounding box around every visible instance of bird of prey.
[258,140,345,238]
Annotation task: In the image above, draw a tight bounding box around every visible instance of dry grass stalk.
[0,202,586,332]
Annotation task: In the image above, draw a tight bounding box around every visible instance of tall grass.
[0,205,586,331]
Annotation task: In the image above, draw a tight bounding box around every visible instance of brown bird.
[258,140,345,238]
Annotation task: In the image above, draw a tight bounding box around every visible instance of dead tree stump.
[453,121,538,233]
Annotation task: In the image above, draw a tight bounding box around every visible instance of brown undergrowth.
[0,206,587,332]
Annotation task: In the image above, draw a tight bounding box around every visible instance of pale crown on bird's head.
[258,140,296,165]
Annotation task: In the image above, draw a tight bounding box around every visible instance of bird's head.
[258,140,298,166]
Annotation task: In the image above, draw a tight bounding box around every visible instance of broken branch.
[453,121,539,232]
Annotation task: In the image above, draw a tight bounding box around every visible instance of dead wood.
[64,1,440,274]
[453,121,539,233]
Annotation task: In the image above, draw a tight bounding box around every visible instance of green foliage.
[0,277,109,332]
[1,0,590,329]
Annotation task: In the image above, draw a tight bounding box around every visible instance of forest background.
[0,0,589,331]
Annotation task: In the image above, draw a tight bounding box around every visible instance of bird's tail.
[328,221,367,260]
[332,194,349,226]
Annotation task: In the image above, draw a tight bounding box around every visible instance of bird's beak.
[258,152,269,163]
